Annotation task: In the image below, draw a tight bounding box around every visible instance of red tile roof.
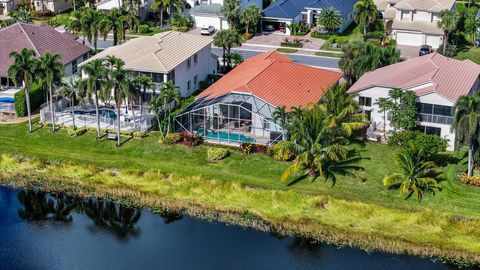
[197,51,343,111]
[0,23,92,78]
[348,52,480,102]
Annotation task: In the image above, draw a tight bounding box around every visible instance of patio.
[0,88,21,115]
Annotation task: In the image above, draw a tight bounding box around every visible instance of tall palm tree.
[105,56,126,147]
[82,8,103,52]
[151,81,181,137]
[7,48,38,133]
[214,29,242,72]
[240,4,262,35]
[222,0,241,31]
[438,10,459,55]
[317,7,342,33]
[353,0,377,35]
[119,4,139,43]
[121,73,141,130]
[452,92,480,177]
[152,0,169,27]
[39,52,64,132]
[136,75,154,130]
[374,97,391,140]
[66,9,82,35]
[383,144,440,201]
[57,75,84,130]
[99,8,123,46]
[82,59,107,140]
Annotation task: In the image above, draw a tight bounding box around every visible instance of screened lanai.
[174,93,284,146]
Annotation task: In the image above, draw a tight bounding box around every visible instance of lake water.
[0,186,463,270]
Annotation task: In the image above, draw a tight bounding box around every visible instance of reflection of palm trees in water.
[158,209,183,224]
[17,190,76,222]
[81,199,142,241]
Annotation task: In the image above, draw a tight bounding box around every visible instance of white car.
[200,25,215,35]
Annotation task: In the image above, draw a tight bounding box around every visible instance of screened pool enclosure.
[175,93,285,145]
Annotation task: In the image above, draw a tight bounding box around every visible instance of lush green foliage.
[387,88,417,130]
[169,13,194,31]
[388,131,448,157]
[240,5,262,34]
[14,80,45,117]
[222,0,241,30]
[316,7,342,33]
[353,0,377,34]
[207,147,230,161]
[160,133,181,144]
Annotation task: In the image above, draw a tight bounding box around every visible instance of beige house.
[375,0,456,48]
[33,0,73,13]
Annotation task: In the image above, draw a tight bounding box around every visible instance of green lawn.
[455,48,480,64]
[0,121,479,220]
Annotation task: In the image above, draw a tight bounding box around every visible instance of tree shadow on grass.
[430,152,462,167]
[119,136,133,147]
[286,174,309,187]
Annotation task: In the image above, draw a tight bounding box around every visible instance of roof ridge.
[18,23,40,56]
[0,22,20,33]
[244,59,278,88]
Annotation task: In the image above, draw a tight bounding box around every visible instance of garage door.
[193,15,222,31]
[396,32,424,46]
[426,35,442,49]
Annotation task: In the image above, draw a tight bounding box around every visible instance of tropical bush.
[281,37,303,48]
[133,131,145,139]
[137,24,150,34]
[160,133,181,144]
[459,172,480,186]
[14,81,45,117]
[179,133,204,147]
[170,14,194,32]
[207,147,230,161]
[388,131,448,157]
[240,143,268,154]
[67,127,87,137]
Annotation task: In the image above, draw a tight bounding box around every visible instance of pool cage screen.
[174,93,284,145]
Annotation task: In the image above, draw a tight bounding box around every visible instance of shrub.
[120,130,134,136]
[160,133,181,144]
[280,38,303,48]
[207,147,230,161]
[180,133,204,147]
[14,81,45,117]
[242,32,253,40]
[364,31,385,40]
[199,80,212,90]
[460,173,480,187]
[32,10,55,18]
[387,131,448,157]
[240,143,253,154]
[170,13,193,31]
[272,141,294,161]
[67,127,87,137]
[240,143,269,154]
[133,131,145,139]
[137,24,150,34]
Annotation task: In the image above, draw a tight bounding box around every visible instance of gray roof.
[263,0,358,19]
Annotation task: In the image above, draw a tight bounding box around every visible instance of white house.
[347,52,480,150]
[0,0,22,16]
[375,0,456,48]
[96,0,153,21]
[262,0,358,35]
[189,0,262,31]
[80,31,218,97]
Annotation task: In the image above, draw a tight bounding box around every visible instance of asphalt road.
[84,39,339,69]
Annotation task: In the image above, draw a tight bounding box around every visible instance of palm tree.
[66,9,82,35]
[383,144,440,201]
[105,56,126,147]
[150,81,181,137]
[7,48,38,133]
[57,75,84,130]
[119,4,139,43]
[214,29,242,72]
[354,0,377,35]
[240,4,262,35]
[438,10,459,55]
[136,75,154,130]
[82,9,103,52]
[99,8,123,46]
[82,59,107,140]
[121,73,141,130]
[39,52,64,132]
[152,0,169,27]
[272,106,288,131]
[452,93,480,177]
[317,7,342,33]
[222,0,241,31]
[374,97,391,140]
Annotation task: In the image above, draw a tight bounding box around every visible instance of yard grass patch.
[277,48,298,53]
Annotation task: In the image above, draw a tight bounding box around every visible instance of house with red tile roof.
[175,51,343,145]
[0,23,91,87]
[348,52,480,150]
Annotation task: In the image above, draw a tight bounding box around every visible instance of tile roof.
[347,52,480,103]
[197,51,343,111]
[0,23,92,78]
[81,31,213,73]
[392,20,444,35]
[375,0,455,12]
[263,0,358,19]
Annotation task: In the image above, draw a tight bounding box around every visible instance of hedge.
[14,81,46,117]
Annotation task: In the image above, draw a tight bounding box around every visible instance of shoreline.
[0,154,479,265]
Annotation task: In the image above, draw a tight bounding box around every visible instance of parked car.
[264,24,275,32]
[200,25,215,35]
[419,45,433,56]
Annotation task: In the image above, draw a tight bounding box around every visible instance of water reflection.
[18,190,76,222]
[157,209,183,224]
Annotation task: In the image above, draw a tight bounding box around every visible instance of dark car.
[419,45,433,56]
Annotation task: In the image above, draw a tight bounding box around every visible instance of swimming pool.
[0,97,14,104]
[74,108,117,122]
[197,128,255,143]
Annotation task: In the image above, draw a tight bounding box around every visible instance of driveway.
[397,45,420,60]
[245,32,325,50]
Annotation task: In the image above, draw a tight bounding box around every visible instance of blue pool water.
[198,128,255,143]
[0,97,14,103]
[74,108,117,121]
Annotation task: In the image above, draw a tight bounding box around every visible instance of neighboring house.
[0,0,22,15]
[347,52,480,150]
[375,0,456,48]
[34,0,72,13]
[0,23,92,87]
[189,0,262,31]
[96,0,152,21]
[174,51,343,146]
[80,31,218,97]
[262,0,358,35]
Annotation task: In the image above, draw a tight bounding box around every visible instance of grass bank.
[0,155,479,264]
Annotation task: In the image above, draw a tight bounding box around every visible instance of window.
[401,10,411,20]
[365,110,372,121]
[83,54,88,61]
[194,75,198,85]
[187,58,191,69]
[194,54,198,64]
[72,59,78,74]
[167,70,175,84]
[432,12,439,21]
[359,96,372,107]
[417,125,441,136]
[187,80,191,91]
[263,118,271,130]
